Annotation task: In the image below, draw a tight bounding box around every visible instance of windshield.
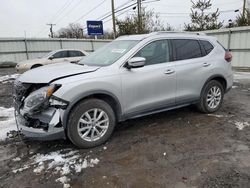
[42,51,55,58]
[79,40,138,66]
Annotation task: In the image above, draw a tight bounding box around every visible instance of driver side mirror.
[48,56,54,60]
[126,57,146,69]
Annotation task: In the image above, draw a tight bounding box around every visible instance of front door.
[120,39,176,116]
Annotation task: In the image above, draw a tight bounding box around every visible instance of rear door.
[120,39,176,116]
[172,39,214,104]
[68,50,86,63]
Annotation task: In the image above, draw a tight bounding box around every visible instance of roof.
[116,31,213,41]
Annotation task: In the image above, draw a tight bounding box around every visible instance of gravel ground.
[0,68,250,188]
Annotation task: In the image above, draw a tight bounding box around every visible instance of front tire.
[197,80,224,113]
[67,99,116,148]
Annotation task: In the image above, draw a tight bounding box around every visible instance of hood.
[18,58,46,65]
[18,62,100,83]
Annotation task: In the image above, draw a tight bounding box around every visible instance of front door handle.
[164,69,175,74]
[203,62,211,67]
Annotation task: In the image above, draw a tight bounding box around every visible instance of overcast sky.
[0,0,246,38]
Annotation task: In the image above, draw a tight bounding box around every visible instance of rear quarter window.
[200,40,214,55]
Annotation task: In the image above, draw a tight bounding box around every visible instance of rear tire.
[197,80,224,113]
[67,99,116,148]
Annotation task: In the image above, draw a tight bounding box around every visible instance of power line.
[73,0,108,23]
[99,2,137,21]
[35,0,75,37]
[50,0,75,23]
[54,0,84,24]
[213,0,241,6]
[155,8,241,15]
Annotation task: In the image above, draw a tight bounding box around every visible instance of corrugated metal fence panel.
[205,26,250,68]
[61,40,93,52]
[27,39,61,52]
[0,38,111,63]
[0,39,26,53]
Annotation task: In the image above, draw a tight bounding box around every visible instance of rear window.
[172,39,202,61]
[200,40,214,55]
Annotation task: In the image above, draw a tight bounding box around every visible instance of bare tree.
[56,23,84,38]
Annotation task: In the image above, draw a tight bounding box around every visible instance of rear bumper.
[16,108,66,141]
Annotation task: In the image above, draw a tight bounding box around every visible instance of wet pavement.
[0,68,250,188]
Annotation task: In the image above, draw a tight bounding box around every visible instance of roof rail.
[152,31,207,36]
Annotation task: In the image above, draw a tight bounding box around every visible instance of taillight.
[225,51,232,62]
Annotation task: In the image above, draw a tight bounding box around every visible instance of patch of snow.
[207,114,234,118]
[0,107,17,140]
[56,176,70,188]
[90,158,99,166]
[12,157,21,162]
[235,121,250,130]
[12,165,30,173]
[163,152,166,156]
[33,162,45,174]
[232,85,238,89]
[0,74,19,83]
[12,149,100,187]
[103,146,107,150]
[207,114,224,118]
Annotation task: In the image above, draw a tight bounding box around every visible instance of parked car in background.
[15,49,88,73]
[0,61,17,68]
[13,32,233,148]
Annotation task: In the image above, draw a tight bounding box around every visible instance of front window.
[79,40,138,66]
[134,40,171,66]
[42,51,54,58]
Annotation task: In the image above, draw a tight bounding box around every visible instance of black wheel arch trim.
[201,74,227,96]
[61,90,123,128]
[31,64,43,68]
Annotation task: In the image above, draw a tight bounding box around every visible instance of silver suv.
[13,32,233,148]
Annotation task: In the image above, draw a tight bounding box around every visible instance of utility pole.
[137,0,142,34]
[243,0,247,19]
[47,23,56,38]
[111,0,116,38]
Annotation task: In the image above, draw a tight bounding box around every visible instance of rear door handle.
[203,62,211,67]
[164,69,175,74]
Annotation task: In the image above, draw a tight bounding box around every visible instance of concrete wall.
[204,26,250,68]
[0,38,111,63]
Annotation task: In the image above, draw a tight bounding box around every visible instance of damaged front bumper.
[15,107,66,140]
[13,80,68,140]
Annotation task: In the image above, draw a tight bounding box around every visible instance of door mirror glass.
[127,57,146,68]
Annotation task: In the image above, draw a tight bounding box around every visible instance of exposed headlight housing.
[23,84,60,112]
